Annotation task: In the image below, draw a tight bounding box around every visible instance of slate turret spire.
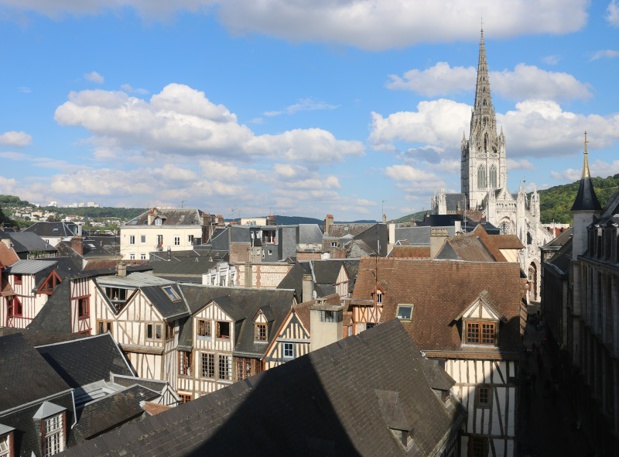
[571,132,602,212]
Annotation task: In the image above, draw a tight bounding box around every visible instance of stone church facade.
[432,30,552,301]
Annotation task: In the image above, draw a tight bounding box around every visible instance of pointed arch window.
[489,165,497,188]
[477,166,487,189]
[484,133,488,152]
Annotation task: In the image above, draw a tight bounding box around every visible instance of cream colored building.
[120,208,219,261]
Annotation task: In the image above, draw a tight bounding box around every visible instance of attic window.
[390,429,414,450]
[396,305,413,320]
[13,274,22,286]
[216,321,230,339]
[255,323,267,341]
[0,431,13,457]
[162,286,181,301]
[155,218,163,226]
[319,310,343,323]
[465,321,497,345]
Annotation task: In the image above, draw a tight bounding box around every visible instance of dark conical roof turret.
[571,132,602,212]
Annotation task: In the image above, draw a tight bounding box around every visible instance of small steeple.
[571,131,602,211]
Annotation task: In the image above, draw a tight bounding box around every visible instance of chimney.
[430,228,449,258]
[266,215,276,226]
[147,208,156,225]
[117,263,127,277]
[77,222,83,237]
[302,274,314,303]
[71,236,84,256]
[309,301,343,351]
[324,214,334,234]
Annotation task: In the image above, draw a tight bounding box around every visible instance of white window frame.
[129,235,135,245]
[283,342,295,358]
[140,253,147,260]
[129,253,135,260]
[0,433,11,457]
[140,235,146,243]
[396,304,413,320]
[174,236,180,246]
[43,413,64,456]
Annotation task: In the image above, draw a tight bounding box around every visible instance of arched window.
[489,165,497,188]
[484,133,488,152]
[477,166,487,189]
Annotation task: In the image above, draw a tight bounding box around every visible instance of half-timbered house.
[352,258,526,457]
[263,293,344,369]
[176,285,295,400]
[91,269,190,387]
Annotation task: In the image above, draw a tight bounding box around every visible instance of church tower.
[461,28,506,210]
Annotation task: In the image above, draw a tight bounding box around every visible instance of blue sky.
[1,0,618,221]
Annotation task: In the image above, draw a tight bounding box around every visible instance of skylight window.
[162,285,181,301]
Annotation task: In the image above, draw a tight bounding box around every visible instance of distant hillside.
[49,206,147,220]
[538,174,619,224]
[272,215,378,226]
[0,194,33,208]
[391,210,427,224]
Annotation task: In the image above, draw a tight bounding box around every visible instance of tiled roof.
[490,234,525,250]
[0,231,56,254]
[0,242,19,267]
[388,245,432,258]
[62,320,465,457]
[23,221,79,237]
[0,333,71,412]
[8,259,57,274]
[36,333,134,388]
[352,258,524,358]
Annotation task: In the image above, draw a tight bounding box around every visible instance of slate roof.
[0,333,71,412]
[571,172,602,212]
[545,237,573,276]
[149,257,217,284]
[57,236,121,259]
[0,231,57,255]
[72,385,157,441]
[62,320,465,457]
[125,208,207,226]
[97,272,190,319]
[541,227,573,249]
[27,280,72,333]
[0,327,86,346]
[36,334,134,388]
[23,221,79,238]
[352,258,524,359]
[8,258,57,274]
[325,222,376,238]
[277,259,359,301]
[179,285,295,357]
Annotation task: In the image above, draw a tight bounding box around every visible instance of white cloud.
[121,83,149,95]
[54,84,363,163]
[590,50,619,61]
[384,164,446,193]
[84,71,104,83]
[551,159,619,181]
[369,99,471,152]
[0,131,32,147]
[370,98,619,161]
[0,176,19,195]
[607,0,619,27]
[388,63,591,101]
[500,100,619,157]
[507,159,534,170]
[264,98,339,117]
[0,151,27,160]
[2,1,588,50]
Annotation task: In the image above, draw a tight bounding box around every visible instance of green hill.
[538,174,619,224]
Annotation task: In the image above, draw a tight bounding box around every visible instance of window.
[43,413,64,456]
[330,241,338,247]
[319,310,343,323]
[201,353,215,378]
[174,236,180,246]
[283,342,295,358]
[376,291,383,304]
[396,305,413,320]
[0,432,12,457]
[14,274,22,286]
[77,297,89,319]
[155,218,162,226]
[218,355,232,380]
[197,319,212,338]
[129,235,135,245]
[157,234,163,245]
[161,285,181,301]
[236,359,253,381]
[179,351,192,376]
[366,323,376,329]
[13,298,22,317]
[146,323,163,341]
[216,321,230,339]
[188,235,194,244]
[179,394,192,404]
[489,165,497,188]
[255,323,267,341]
[477,165,487,189]
[468,436,489,457]
[129,253,135,260]
[140,235,146,243]
[166,321,174,340]
[97,320,113,335]
[465,321,497,345]
[476,386,492,408]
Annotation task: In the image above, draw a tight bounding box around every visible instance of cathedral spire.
[473,27,494,114]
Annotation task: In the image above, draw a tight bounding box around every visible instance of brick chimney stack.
[71,236,84,256]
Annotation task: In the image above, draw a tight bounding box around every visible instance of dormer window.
[155,218,163,226]
[376,291,383,305]
[162,286,181,302]
[465,320,497,345]
[255,323,267,341]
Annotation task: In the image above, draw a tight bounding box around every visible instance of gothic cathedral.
[432,29,552,301]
